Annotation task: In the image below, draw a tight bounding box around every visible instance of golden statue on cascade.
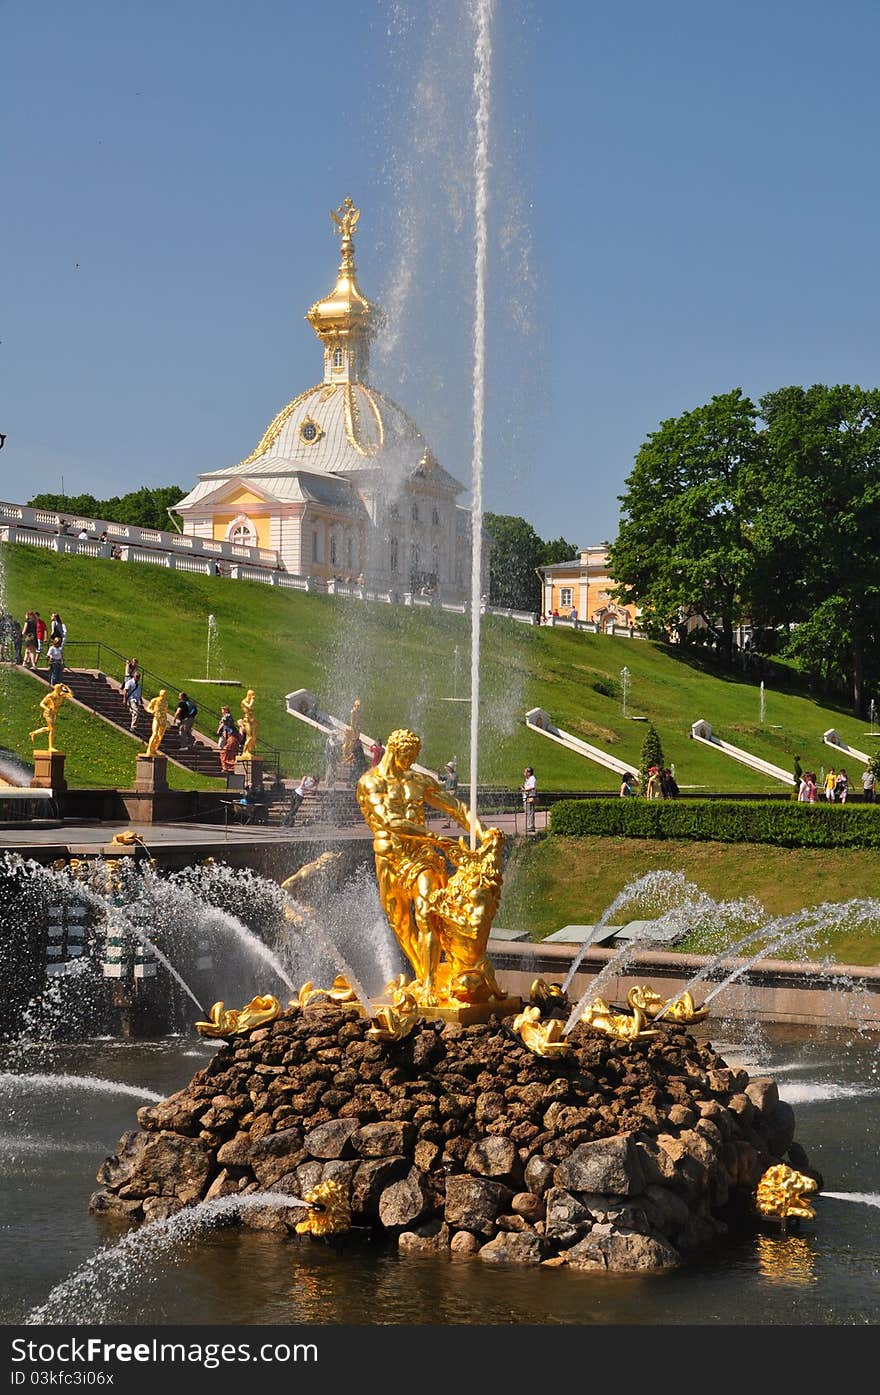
[29,682,73,751]
[239,689,258,758]
[143,689,170,758]
[356,727,519,1023]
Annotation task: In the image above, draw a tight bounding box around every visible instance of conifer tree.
[641,724,664,781]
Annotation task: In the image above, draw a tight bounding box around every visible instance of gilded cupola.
[306,197,381,385]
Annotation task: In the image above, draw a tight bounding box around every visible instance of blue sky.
[3,0,880,548]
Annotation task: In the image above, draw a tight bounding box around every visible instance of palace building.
[537,546,640,629]
[175,199,476,601]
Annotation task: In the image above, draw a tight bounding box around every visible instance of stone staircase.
[29,666,225,779]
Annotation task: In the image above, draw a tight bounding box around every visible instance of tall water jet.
[468,0,493,847]
[206,613,220,680]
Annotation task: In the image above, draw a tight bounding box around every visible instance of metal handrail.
[58,640,283,778]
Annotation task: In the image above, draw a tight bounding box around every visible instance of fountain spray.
[468,0,493,850]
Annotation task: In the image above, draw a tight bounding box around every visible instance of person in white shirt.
[46,638,65,686]
[284,773,318,826]
[521,766,537,833]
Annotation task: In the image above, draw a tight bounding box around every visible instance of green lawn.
[1,540,875,790]
[497,834,880,963]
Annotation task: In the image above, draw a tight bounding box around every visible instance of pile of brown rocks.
[89,1002,817,1270]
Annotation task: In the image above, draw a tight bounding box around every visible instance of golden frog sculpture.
[513,1004,571,1058]
[755,1164,819,1221]
[295,1178,352,1237]
[627,985,708,1023]
[195,994,281,1038]
[579,997,661,1041]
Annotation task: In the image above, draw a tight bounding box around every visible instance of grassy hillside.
[0,665,217,790]
[2,540,876,790]
[497,835,880,961]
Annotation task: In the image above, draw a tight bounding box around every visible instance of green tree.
[641,723,664,781]
[29,486,186,533]
[608,390,762,667]
[484,513,577,612]
[757,385,880,715]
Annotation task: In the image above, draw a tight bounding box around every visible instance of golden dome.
[306,197,380,349]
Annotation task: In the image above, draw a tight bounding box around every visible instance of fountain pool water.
[3,1022,878,1326]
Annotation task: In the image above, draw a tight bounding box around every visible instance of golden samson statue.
[356,728,517,1021]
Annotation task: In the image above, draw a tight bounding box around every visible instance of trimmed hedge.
[549,798,880,849]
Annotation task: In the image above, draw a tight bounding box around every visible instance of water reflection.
[755,1233,817,1287]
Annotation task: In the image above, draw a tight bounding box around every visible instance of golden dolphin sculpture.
[513,1005,571,1058]
[295,1178,352,1237]
[195,994,281,1038]
[580,997,661,1041]
[627,985,709,1024]
[755,1164,819,1221]
[367,988,421,1043]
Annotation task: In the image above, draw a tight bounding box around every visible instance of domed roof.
[178,197,465,510]
[200,380,441,480]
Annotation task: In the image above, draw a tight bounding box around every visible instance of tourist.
[798,771,818,803]
[173,691,198,748]
[98,530,108,544]
[645,765,661,799]
[46,635,65,686]
[77,527,89,540]
[369,738,385,767]
[323,731,340,787]
[110,543,123,560]
[521,765,537,833]
[216,706,239,771]
[21,610,38,669]
[34,612,47,664]
[218,714,241,773]
[283,772,319,826]
[124,656,139,682]
[440,759,458,827]
[660,767,680,798]
[823,768,837,802]
[619,771,638,797]
[49,612,67,647]
[835,768,849,804]
[123,669,142,730]
[861,765,875,804]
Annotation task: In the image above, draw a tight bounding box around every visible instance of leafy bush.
[592,679,618,700]
[550,798,880,848]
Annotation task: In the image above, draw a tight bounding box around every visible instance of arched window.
[329,533,338,566]
[332,348,344,369]
[389,536,399,573]
[226,514,255,547]
[312,529,321,563]
[346,534,354,570]
[432,507,440,526]
[411,501,420,523]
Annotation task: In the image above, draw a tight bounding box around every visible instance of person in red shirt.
[34,612,47,664]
